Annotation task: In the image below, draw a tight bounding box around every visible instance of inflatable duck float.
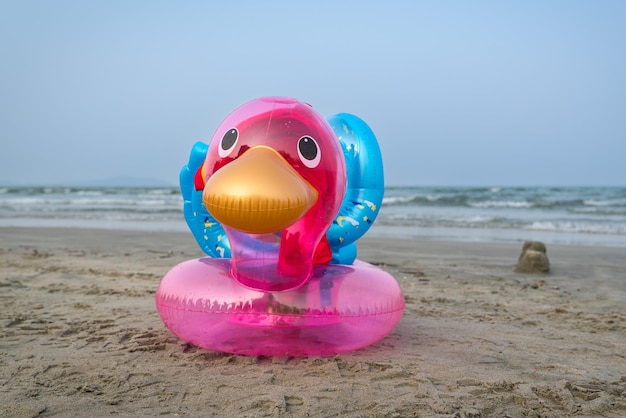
[156,97,404,356]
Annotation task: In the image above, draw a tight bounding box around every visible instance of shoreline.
[2,227,625,416]
[1,220,625,249]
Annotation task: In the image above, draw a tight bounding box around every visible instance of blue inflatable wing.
[326,114,385,264]
[180,142,231,258]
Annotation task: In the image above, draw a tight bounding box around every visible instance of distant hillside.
[73,176,176,187]
[0,177,177,188]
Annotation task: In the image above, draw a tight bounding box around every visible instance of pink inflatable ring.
[156,259,404,356]
[156,97,404,356]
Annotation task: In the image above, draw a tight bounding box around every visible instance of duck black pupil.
[299,137,317,160]
[222,129,237,150]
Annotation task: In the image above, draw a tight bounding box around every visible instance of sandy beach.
[1,227,625,417]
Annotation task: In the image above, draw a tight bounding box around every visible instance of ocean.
[1,186,625,248]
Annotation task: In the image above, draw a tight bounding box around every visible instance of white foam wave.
[382,196,415,205]
[584,199,626,207]
[76,190,105,196]
[527,221,625,235]
[469,201,532,208]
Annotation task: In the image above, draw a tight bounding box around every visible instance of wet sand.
[1,227,625,417]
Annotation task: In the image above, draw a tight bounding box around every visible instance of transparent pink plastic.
[155,259,404,356]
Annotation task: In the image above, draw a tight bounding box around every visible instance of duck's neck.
[225,228,314,292]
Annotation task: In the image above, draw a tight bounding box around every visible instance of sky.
[1,1,625,187]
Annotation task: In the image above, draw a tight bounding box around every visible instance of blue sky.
[1,1,624,186]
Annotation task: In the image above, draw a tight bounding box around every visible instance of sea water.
[1,186,625,247]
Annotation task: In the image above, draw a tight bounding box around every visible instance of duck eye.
[218,128,238,158]
[297,136,321,168]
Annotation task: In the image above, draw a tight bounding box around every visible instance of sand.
[1,227,625,417]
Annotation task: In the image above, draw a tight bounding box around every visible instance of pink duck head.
[195,97,346,291]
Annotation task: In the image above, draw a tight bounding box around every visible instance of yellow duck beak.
[203,146,318,234]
